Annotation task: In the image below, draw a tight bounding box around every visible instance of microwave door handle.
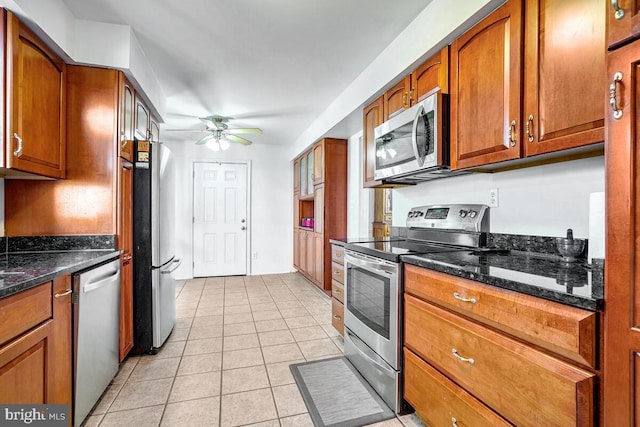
[411,105,425,167]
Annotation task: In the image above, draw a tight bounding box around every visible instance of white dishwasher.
[72,258,121,426]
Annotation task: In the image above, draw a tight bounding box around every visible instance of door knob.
[241,226,246,231]
[241,219,246,223]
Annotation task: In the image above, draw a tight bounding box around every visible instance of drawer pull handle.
[451,417,459,427]
[13,133,23,157]
[453,292,476,304]
[333,315,342,321]
[611,0,625,20]
[452,348,475,365]
[54,289,72,299]
[334,289,342,295]
[509,120,517,147]
[610,72,623,120]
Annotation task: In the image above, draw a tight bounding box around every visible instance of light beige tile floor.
[83,273,424,427]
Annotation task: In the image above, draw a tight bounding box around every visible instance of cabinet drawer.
[332,298,344,336]
[404,348,512,427]
[332,280,344,303]
[404,264,596,368]
[331,262,344,285]
[331,245,344,265]
[404,295,594,427]
[0,283,52,347]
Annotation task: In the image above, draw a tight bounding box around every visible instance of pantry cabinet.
[522,0,604,157]
[293,138,347,291]
[607,0,640,49]
[118,159,134,361]
[0,277,72,406]
[450,0,523,170]
[404,264,597,426]
[3,10,66,179]
[603,36,640,425]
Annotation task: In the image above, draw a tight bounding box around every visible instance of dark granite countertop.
[0,250,122,299]
[402,251,603,311]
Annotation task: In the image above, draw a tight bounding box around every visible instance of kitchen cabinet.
[119,75,134,161]
[118,159,134,361]
[404,264,597,426]
[607,0,640,49]
[330,244,344,336]
[293,138,347,291]
[363,96,384,187]
[293,158,301,193]
[150,115,160,143]
[0,277,72,407]
[450,0,523,170]
[293,229,300,268]
[3,10,66,179]
[383,76,411,121]
[603,37,640,425]
[135,94,150,140]
[522,0,604,157]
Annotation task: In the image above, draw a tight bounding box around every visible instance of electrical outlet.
[489,188,499,208]
[252,252,258,260]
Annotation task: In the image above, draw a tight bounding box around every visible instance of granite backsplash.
[1,235,116,253]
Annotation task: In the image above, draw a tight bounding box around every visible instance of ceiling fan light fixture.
[206,139,221,151]
[219,139,230,150]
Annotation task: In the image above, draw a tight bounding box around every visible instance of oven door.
[344,250,400,370]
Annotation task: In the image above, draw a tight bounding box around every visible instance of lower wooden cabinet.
[0,278,72,407]
[331,298,344,336]
[331,244,345,336]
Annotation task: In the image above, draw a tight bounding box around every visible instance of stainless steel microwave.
[373,91,451,182]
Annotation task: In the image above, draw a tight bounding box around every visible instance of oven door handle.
[345,328,396,376]
[344,253,396,276]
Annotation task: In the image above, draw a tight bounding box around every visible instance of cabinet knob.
[610,72,623,120]
[12,133,23,157]
[611,0,625,20]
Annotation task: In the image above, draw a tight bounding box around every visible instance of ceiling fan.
[168,115,262,151]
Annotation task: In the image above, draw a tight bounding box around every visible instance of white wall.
[165,140,292,280]
[392,156,605,238]
[347,131,372,237]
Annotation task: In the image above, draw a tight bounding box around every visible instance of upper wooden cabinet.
[134,94,150,140]
[384,76,411,121]
[523,0,604,156]
[119,74,134,161]
[450,0,523,170]
[363,96,384,187]
[4,10,66,179]
[150,116,160,143]
[607,0,640,49]
[313,142,324,185]
[293,158,301,193]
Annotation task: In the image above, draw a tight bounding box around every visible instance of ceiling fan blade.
[199,115,230,129]
[196,134,215,145]
[225,128,262,135]
[226,134,253,145]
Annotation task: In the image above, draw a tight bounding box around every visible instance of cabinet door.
[305,231,315,280]
[293,158,301,193]
[6,12,66,179]
[314,233,324,286]
[384,75,411,120]
[307,151,314,194]
[450,0,523,170]
[134,95,150,140]
[300,156,307,196]
[293,228,300,268]
[314,185,324,234]
[523,0,604,157]
[363,96,384,187]
[604,39,640,426]
[313,142,324,185]
[150,116,160,143]
[607,0,640,48]
[299,231,307,273]
[51,276,72,406]
[118,161,134,361]
[119,74,134,161]
[411,46,449,103]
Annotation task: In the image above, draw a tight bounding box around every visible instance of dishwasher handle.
[83,270,120,293]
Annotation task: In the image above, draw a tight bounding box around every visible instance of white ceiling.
[61,0,433,148]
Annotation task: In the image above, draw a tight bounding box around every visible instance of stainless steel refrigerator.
[132,140,180,354]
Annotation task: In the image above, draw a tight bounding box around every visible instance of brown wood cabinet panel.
[118,160,134,361]
[405,295,594,427]
[332,280,344,304]
[607,0,640,49]
[363,96,384,187]
[299,230,307,273]
[603,39,640,425]
[314,233,324,285]
[332,298,344,336]
[305,231,315,282]
[450,0,523,170]
[331,261,344,285]
[331,245,344,265]
[372,223,390,239]
[384,75,411,121]
[150,116,160,143]
[5,66,119,236]
[293,228,300,269]
[404,348,511,427]
[313,142,324,185]
[50,275,72,407]
[119,74,134,161]
[411,46,450,102]
[293,158,300,193]
[405,265,596,368]
[5,11,66,179]
[0,283,51,347]
[523,0,605,157]
[119,259,133,361]
[314,185,324,234]
[135,95,150,140]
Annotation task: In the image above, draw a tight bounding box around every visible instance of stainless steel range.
[343,204,490,413]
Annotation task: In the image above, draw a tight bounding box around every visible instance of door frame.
[192,160,252,277]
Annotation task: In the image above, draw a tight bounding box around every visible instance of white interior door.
[193,162,248,277]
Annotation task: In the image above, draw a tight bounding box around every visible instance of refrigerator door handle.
[161,258,182,274]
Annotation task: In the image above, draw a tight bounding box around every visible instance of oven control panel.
[406,204,489,232]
